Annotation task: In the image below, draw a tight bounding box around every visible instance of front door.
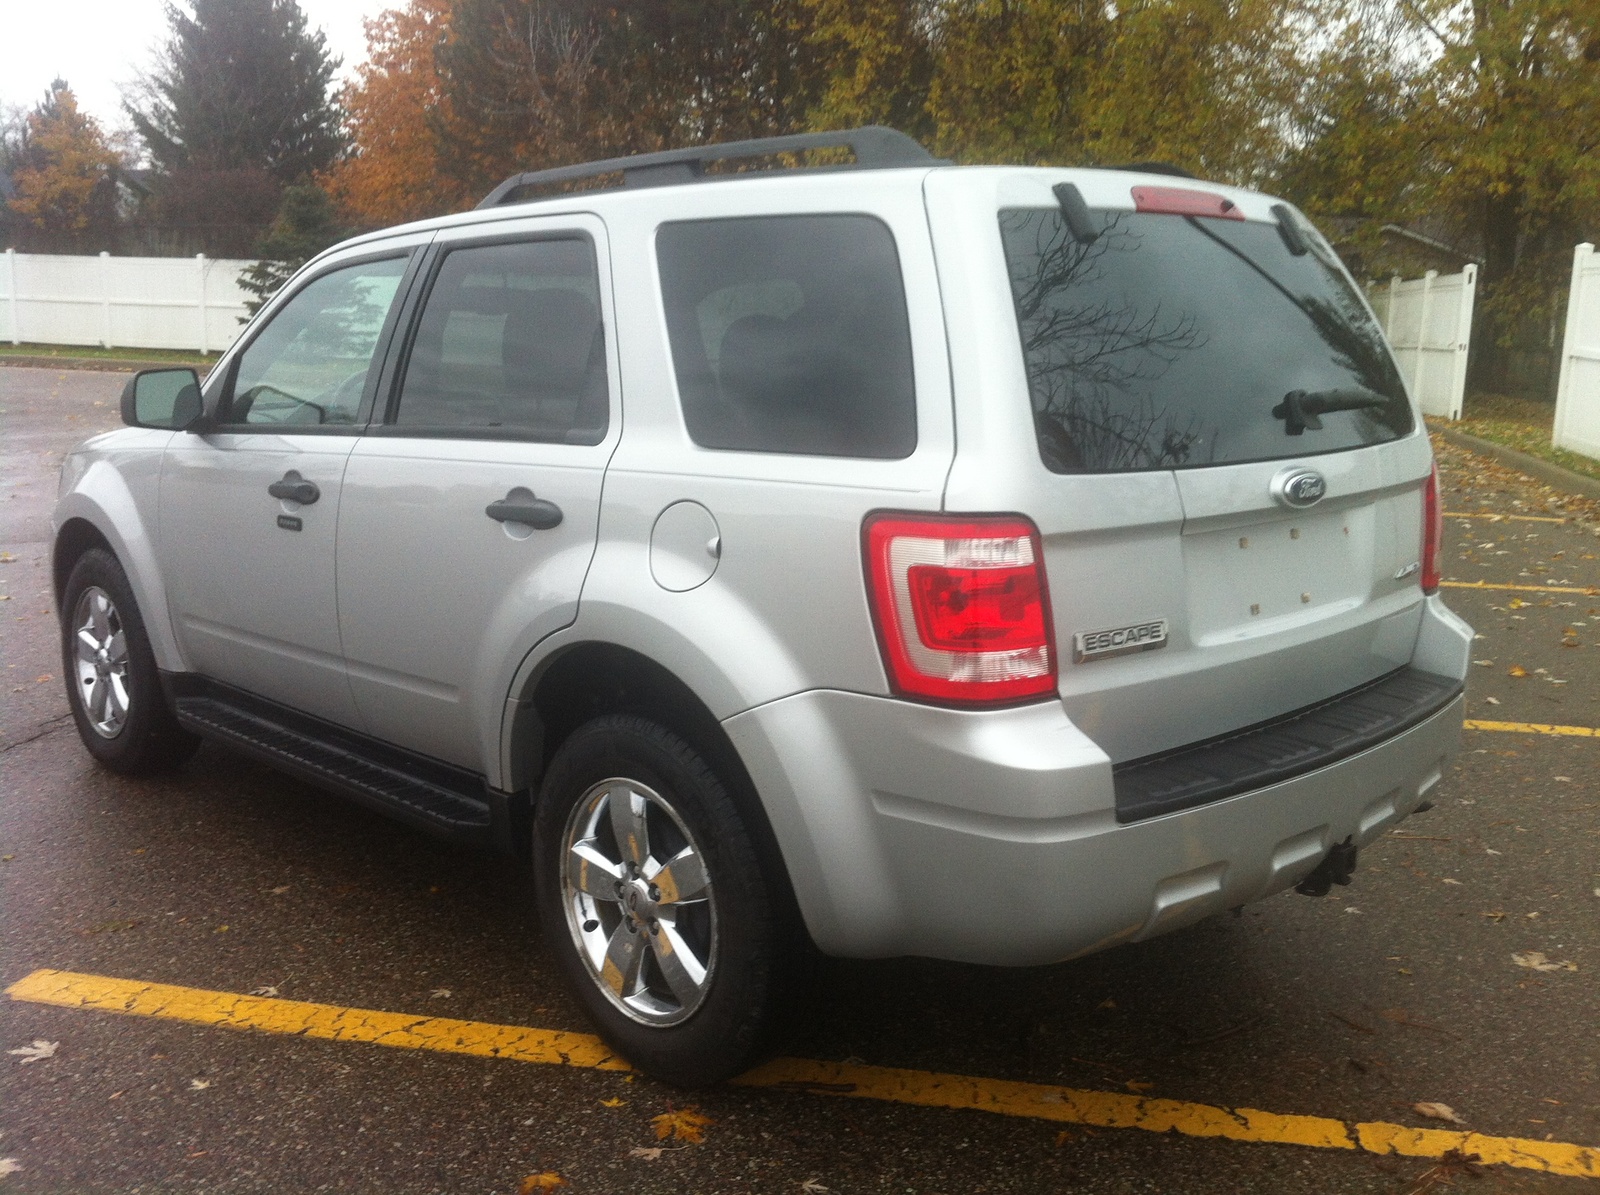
[336,219,617,770]
[161,251,417,726]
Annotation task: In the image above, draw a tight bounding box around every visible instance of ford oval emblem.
[1272,467,1327,509]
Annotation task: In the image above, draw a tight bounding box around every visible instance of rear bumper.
[723,598,1470,965]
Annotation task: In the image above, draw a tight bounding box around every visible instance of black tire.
[59,547,199,775]
[533,714,779,1086]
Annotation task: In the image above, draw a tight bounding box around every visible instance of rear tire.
[60,548,199,775]
[533,714,779,1086]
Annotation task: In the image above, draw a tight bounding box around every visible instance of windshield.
[998,208,1412,473]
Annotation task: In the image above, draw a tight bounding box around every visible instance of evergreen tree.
[238,184,347,318]
[128,0,346,184]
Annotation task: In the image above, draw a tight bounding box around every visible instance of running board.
[170,683,494,847]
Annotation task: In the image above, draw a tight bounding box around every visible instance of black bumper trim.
[1112,667,1462,824]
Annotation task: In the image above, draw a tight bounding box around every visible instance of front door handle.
[486,489,563,530]
[268,471,321,505]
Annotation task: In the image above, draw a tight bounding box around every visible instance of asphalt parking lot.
[1,365,1596,1194]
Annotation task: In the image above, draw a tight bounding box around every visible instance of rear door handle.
[486,490,563,530]
[268,471,320,505]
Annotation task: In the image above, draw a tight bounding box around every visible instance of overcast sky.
[2,0,382,134]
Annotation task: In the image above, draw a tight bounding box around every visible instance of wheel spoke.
[76,629,100,662]
[607,785,650,868]
[569,840,624,900]
[107,673,130,722]
[650,922,708,1008]
[648,845,708,905]
[90,592,112,638]
[599,920,647,998]
[107,631,126,664]
[89,676,110,722]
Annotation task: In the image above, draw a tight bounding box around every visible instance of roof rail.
[475,126,942,209]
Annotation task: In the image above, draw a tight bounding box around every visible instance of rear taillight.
[863,513,1057,704]
[1421,463,1443,595]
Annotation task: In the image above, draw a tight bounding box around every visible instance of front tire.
[533,715,779,1086]
[60,548,199,775]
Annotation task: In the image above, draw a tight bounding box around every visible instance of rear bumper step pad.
[1112,667,1463,823]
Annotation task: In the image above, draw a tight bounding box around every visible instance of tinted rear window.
[999,208,1412,472]
[656,215,916,458]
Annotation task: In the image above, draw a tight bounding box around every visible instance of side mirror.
[120,368,205,431]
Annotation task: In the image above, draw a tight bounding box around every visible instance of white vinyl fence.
[1553,243,1600,462]
[1366,265,1477,421]
[0,250,255,354]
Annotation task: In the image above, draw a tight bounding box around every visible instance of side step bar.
[169,681,495,847]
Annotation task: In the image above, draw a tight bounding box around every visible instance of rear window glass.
[656,215,916,459]
[999,208,1412,472]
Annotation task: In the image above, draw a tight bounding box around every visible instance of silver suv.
[53,128,1471,1085]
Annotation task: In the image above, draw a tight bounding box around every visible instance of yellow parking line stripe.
[3,967,629,1071]
[1465,719,1599,738]
[9,969,1599,1177]
[1443,511,1567,523]
[1441,580,1599,595]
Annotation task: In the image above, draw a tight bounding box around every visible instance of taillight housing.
[1421,463,1443,595]
[863,513,1057,705]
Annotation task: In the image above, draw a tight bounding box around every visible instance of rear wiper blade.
[1272,388,1389,435]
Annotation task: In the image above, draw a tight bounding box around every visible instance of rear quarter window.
[999,207,1412,472]
[656,215,917,459]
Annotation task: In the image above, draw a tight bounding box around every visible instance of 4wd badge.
[1073,619,1169,663]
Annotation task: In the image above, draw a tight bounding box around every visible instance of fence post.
[1552,243,1595,453]
[99,250,112,349]
[1449,264,1477,421]
[5,248,17,346]
[1415,270,1438,409]
[1387,276,1400,338]
[196,253,208,355]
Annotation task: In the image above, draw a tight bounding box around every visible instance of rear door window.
[392,237,608,443]
[998,208,1412,472]
[656,215,917,459]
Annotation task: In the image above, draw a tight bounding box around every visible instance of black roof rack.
[475,125,942,209]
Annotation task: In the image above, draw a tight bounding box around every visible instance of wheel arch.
[512,640,807,937]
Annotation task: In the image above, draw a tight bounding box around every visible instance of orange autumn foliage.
[323,0,473,228]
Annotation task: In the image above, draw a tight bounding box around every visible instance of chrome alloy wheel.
[560,777,716,1026]
[71,586,130,738]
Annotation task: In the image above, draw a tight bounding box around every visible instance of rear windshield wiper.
[1272,388,1390,435]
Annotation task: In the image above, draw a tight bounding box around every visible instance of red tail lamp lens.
[863,513,1057,704]
[1421,463,1443,595]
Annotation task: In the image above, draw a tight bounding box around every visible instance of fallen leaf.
[1413,1101,1466,1125]
[1508,664,1528,677]
[652,1106,714,1144]
[1512,951,1577,973]
[800,1180,830,1193]
[1125,1080,1154,1093]
[270,885,290,895]
[188,1078,211,1091]
[0,1158,20,1177]
[519,1173,567,1191]
[1054,1129,1073,1145]
[1097,997,1116,1010]
[250,986,279,997]
[213,924,229,933]
[8,1039,58,1064]
[33,674,50,683]
[599,1097,626,1108]
[1483,696,1500,704]
[1442,878,1463,885]
[628,1147,664,1161]
[1472,659,1493,667]
[0,552,13,563]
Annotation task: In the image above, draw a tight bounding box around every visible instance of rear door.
[931,170,1432,764]
[334,217,617,771]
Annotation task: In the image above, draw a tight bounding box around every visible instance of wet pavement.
[1,366,1596,1193]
